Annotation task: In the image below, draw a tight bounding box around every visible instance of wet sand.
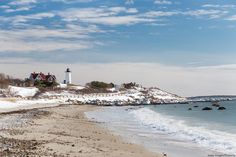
[0,105,162,157]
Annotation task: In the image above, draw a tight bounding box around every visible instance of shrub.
[122,82,137,89]
[87,81,114,89]
[34,80,58,89]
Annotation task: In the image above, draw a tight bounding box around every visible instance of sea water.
[86,100,236,157]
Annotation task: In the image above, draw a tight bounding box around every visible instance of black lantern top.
[66,68,71,72]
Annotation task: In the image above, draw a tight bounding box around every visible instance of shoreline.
[0,104,162,157]
[86,105,224,157]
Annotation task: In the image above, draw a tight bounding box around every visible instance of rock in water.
[202,107,212,111]
[212,104,220,107]
[212,101,220,107]
[218,106,226,110]
[188,108,192,110]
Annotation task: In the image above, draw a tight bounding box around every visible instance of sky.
[0,0,236,96]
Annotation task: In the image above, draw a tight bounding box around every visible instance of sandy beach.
[0,104,161,157]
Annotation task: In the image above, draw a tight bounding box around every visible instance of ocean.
[86,100,236,157]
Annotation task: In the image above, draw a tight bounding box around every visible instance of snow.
[107,88,116,92]
[0,100,20,109]
[0,84,187,110]
[8,86,39,98]
[69,85,85,90]
[58,83,67,88]
[148,88,181,100]
[0,98,66,111]
[39,86,186,105]
[57,83,85,90]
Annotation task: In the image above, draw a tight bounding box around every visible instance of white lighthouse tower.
[65,68,72,84]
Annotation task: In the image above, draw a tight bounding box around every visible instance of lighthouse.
[64,68,72,84]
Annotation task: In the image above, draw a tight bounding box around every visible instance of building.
[29,72,56,83]
[64,68,72,84]
[46,74,57,83]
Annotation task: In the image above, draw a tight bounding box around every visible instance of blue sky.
[0,0,236,66]
[0,0,236,96]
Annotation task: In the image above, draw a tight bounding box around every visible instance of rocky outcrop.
[202,107,212,111]
[218,106,226,110]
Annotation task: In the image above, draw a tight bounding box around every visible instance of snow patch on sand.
[8,86,39,98]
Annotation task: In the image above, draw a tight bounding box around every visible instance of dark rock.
[212,104,220,107]
[193,105,199,108]
[188,108,192,110]
[218,106,226,110]
[202,107,212,111]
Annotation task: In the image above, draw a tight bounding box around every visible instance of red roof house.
[29,72,56,83]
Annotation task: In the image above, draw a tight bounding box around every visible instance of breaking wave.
[130,108,236,155]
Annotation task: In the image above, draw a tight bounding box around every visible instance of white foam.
[130,108,236,155]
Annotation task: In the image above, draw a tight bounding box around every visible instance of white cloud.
[154,0,172,5]
[58,8,117,20]
[0,38,90,52]
[202,4,236,9]
[125,0,134,5]
[58,7,154,25]
[0,24,104,53]
[18,12,55,20]
[0,12,55,26]
[141,9,227,20]
[52,0,93,3]
[127,8,138,13]
[143,8,229,19]
[0,5,230,27]
[195,64,236,71]
[5,6,33,13]
[226,15,236,21]
[9,0,37,5]
[58,7,139,19]
[82,15,155,25]
[0,27,87,40]
[108,7,138,14]
[183,9,228,19]
[4,0,38,13]
[0,3,233,55]
[2,0,233,27]
[144,11,178,17]
[0,5,10,9]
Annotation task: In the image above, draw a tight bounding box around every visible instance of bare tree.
[0,73,9,89]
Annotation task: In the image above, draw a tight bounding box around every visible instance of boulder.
[218,106,226,110]
[202,107,212,111]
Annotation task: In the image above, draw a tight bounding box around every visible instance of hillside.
[0,84,187,106]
